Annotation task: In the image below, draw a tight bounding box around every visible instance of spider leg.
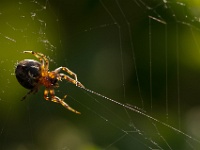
[21,88,38,101]
[44,88,81,114]
[60,73,84,88]
[54,67,77,80]
[54,66,84,87]
[21,90,33,101]
[23,51,49,71]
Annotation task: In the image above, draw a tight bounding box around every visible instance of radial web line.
[78,85,200,144]
[165,24,169,122]
[116,0,144,110]
[176,23,181,130]
[100,0,126,100]
[149,17,153,111]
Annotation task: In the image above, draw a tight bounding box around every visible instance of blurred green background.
[0,0,200,149]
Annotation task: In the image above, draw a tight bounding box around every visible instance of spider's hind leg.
[21,88,38,101]
[44,88,81,114]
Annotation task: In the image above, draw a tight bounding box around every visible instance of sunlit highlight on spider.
[15,51,84,114]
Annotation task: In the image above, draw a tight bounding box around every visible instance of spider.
[15,51,84,114]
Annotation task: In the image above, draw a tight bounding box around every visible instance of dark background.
[0,0,200,149]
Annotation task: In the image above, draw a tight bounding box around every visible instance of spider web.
[0,0,200,149]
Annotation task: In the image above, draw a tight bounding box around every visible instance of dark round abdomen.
[15,59,41,89]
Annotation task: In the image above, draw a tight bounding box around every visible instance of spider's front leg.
[60,73,84,88]
[44,88,81,114]
[54,67,84,88]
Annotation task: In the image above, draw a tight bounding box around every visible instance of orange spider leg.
[23,51,49,72]
[44,88,81,114]
[36,52,49,70]
[54,67,84,87]
[60,73,84,88]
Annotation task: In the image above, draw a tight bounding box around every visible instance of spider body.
[15,51,84,114]
[16,59,41,89]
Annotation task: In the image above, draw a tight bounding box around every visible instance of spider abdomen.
[15,59,41,89]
